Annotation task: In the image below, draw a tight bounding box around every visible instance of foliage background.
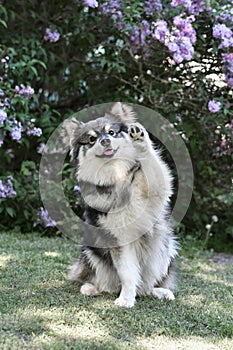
[0,0,232,251]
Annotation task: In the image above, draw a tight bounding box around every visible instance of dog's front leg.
[111,245,140,308]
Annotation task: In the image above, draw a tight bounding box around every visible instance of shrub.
[0,1,232,250]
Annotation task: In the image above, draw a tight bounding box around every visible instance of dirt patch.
[212,253,233,265]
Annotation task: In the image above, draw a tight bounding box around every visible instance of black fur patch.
[88,246,113,267]
[119,124,128,134]
[84,205,105,226]
[79,180,114,197]
[76,246,114,282]
[81,204,118,248]
[96,184,114,195]
[73,257,94,282]
[73,141,82,160]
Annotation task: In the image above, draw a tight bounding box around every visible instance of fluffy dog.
[62,102,179,307]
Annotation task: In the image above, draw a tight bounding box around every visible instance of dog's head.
[62,103,138,185]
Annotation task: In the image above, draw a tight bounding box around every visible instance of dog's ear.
[109,102,136,124]
[61,118,84,148]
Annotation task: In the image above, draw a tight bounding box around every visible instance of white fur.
[80,283,100,296]
[64,103,179,307]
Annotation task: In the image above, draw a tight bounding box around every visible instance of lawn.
[0,232,232,350]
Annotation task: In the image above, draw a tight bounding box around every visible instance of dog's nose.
[100,137,111,147]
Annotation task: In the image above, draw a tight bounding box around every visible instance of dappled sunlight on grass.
[180,258,233,289]
[9,307,110,339]
[135,335,228,350]
[47,323,109,340]
[195,271,233,287]
[0,232,232,349]
[0,254,15,268]
[44,251,61,258]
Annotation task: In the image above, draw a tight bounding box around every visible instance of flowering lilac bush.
[0,1,232,250]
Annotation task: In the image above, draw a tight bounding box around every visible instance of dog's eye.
[108,129,116,136]
[89,135,97,144]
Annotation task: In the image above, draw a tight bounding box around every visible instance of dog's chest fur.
[78,159,148,244]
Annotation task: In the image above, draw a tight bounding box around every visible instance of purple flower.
[142,20,151,35]
[171,1,192,10]
[152,20,169,43]
[15,84,35,99]
[0,138,3,147]
[213,23,233,48]
[100,1,123,28]
[144,0,162,16]
[213,24,232,39]
[101,0,120,13]
[226,77,233,87]
[4,98,10,107]
[222,53,233,87]
[40,207,56,227]
[167,42,179,53]
[171,0,210,15]
[129,26,141,53]
[44,28,60,43]
[179,36,194,59]
[173,53,184,64]
[74,185,81,192]
[208,100,221,113]
[165,15,196,63]
[0,109,7,124]
[140,20,151,46]
[223,53,233,73]
[173,16,196,43]
[83,0,98,8]
[10,121,23,141]
[216,8,233,27]
[100,1,122,19]
[0,176,16,198]
[152,17,195,64]
[128,21,151,53]
[27,127,42,137]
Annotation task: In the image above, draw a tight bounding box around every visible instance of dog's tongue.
[104,149,114,156]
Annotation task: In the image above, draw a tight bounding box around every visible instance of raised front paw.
[114,296,135,308]
[129,123,145,141]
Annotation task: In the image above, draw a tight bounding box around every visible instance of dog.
[62,102,179,307]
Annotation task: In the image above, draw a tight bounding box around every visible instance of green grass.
[0,232,232,350]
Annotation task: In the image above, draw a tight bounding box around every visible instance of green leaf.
[21,161,36,176]
[23,210,30,220]
[0,19,7,28]
[6,207,15,217]
[29,65,38,76]
[30,59,47,70]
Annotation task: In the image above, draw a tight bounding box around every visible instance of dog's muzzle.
[99,135,111,147]
[96,135,118,158]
